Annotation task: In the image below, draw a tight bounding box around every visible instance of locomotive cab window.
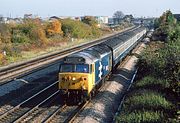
[76,64,89,73]
[60,64,74,72]
[60,64,90,73]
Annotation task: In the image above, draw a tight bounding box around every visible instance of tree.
[81,16,98,27]
[158,10,176,27]
[46,19,63,36]
[153,10,177,41]
[61,19,93,39]
[15,19,47,44]
[113,11,125,19]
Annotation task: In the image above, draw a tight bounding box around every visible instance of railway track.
[14,91,60,123]
[42,102,88,123]
[0,26,137,84]
[0,81,58,123]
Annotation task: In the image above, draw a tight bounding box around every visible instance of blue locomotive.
[58,26,146,103]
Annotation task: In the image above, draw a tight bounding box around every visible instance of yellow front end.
[59,72,94,96]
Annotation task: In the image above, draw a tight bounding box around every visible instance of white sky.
[0,0,179,18]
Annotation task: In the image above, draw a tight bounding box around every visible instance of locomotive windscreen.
[60,64,89,73]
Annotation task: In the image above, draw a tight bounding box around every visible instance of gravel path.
[73,43,146,123]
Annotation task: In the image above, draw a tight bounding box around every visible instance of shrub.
[46,19,63,37]
[16,19,47,44]
[61,18,102,39]
[168,25,180,41]
[0,53,5,65]
[29,27,47,44]
[153,10,177,41]
[0,43,20,58]
[61,19,93,39]
[133,76,170,90]
[12,32,30,43]
[123,90,172,112]
[116,110,164,123]
[0,23,11,43]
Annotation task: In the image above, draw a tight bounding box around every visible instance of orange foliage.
[0,53,5,65]
[0,53,3,60]
[46,20,63,36]
[30,27,47,44]
[38,28,47,43]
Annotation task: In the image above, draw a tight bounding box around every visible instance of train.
[58,26,147,104]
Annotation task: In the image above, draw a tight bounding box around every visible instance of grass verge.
[115,75,178,123]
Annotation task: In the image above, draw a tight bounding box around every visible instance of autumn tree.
[46,19,63,37]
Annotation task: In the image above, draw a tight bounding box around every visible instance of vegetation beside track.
[115,10,179,122]
[0,16,132,66]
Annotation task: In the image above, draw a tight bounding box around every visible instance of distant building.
[0,17,23,24]
[24,14,39,19]
[173,14,180,21]
[0,16,5,23]
[24,14,33,19]
[80,16,108,27]
[74,17,81,21]
[49,16,60,21]
[95,16,109,24]
[59,16,77,20]
[108,18,123,25]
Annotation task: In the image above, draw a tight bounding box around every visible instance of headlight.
[72,77,76,81]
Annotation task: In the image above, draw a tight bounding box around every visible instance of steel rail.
[64,102,89,123]
[42,105,67,123]
[0,81,58,122]
[14,90,60,123]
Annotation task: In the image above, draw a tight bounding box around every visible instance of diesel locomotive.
[58,26,147,103]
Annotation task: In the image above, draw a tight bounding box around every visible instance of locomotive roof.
[103,33,131,49]
[103,27,145,49]
[64,44,111,64]
[133,27,145,33]
[64,52,98,64]
[88,44,111,55]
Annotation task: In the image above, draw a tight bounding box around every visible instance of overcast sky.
[0,0,179,18]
